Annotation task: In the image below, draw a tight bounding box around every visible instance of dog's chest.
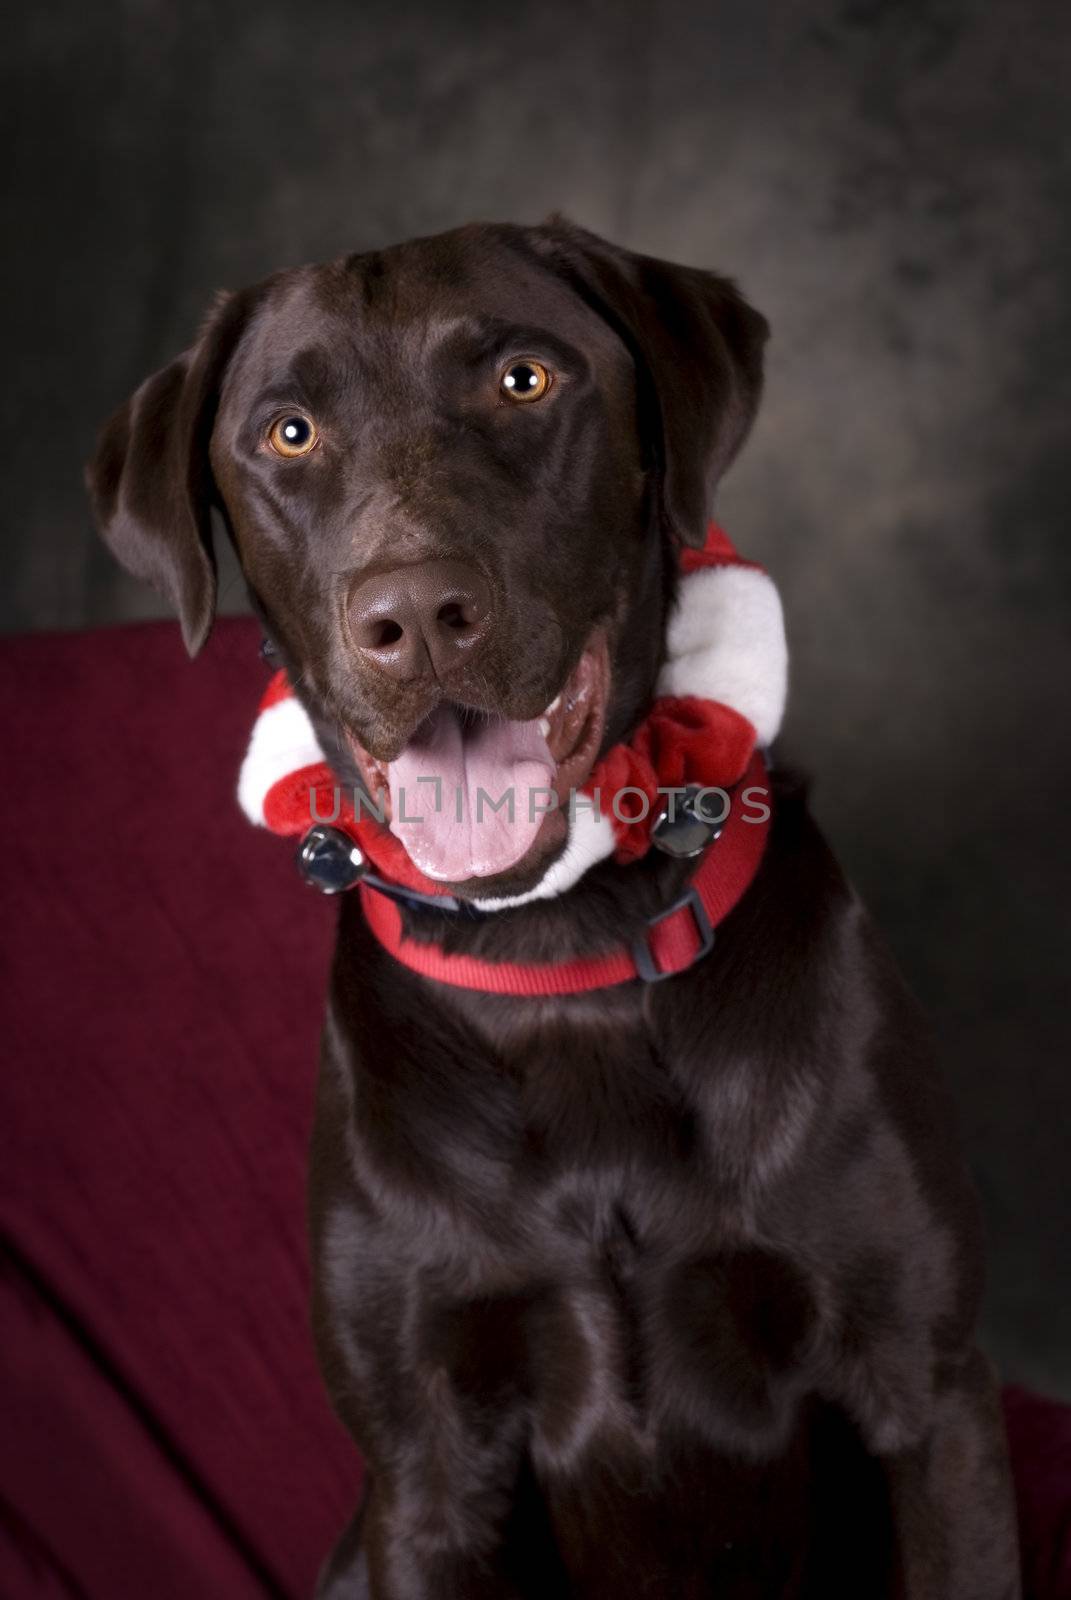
[348,989,770,1263]
[323,986,823,1473]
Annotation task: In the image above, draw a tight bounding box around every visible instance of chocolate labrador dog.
[87,219,1019,1597]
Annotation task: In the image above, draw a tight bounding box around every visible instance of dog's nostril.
[437,601,470,632]
[371,618,404,648]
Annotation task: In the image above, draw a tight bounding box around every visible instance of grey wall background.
[5,1,1070,1394]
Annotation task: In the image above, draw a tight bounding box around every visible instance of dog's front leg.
[314,1347,534,1600]
[878,1348,1020,1599]
[358,1461,530,1600]
[318,1416,531,1600]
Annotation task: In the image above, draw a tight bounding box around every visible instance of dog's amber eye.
[500,361,551,403]
[268,414,318,456]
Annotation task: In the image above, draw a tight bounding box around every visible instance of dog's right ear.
[85,288,259,656]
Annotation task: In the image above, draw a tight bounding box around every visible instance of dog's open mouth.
[345,634,610,886]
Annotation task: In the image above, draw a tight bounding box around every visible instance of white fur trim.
[472,803,617,910]
[237,696,325,826]
[656,565,787,746]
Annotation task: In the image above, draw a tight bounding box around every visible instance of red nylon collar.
[357,751,771,996]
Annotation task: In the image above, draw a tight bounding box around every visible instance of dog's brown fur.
[88,219,1020,1597]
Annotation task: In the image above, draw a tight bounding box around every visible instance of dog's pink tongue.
[387,706,554,881]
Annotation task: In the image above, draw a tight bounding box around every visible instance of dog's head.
[87,219,767,898]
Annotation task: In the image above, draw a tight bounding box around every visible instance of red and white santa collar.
[238,526,787,989]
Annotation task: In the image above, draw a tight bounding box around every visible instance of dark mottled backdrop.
[5,1,1069,1393]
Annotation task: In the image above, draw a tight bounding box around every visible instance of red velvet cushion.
[0,619,358,1598]
[0,619,1068,1597]
[1004,1385,1071,1600]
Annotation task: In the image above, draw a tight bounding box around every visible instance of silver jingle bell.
[650,786,727,859]
[296,825,367,894]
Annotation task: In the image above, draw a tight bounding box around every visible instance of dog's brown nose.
[348,559,492,681]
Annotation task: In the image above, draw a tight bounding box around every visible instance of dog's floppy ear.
[85,287,259,655]
[532,216,769,548]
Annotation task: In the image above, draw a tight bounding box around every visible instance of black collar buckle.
[632,884,715,983]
